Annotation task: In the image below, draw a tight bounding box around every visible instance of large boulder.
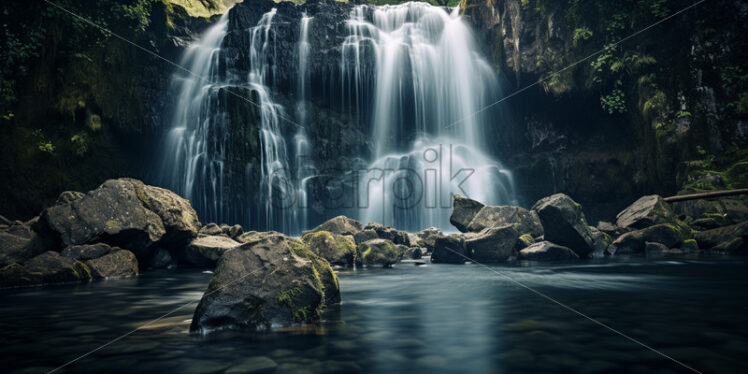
[301,231,358,267]
[694,221,748,249]
[464,225,518,263]
[0,221,50,264]
[450,195,485,232]
[307,216,362,236]
[199,223,224,237]
[85,249,139,279]
[431,234,466,264]
[181,235,241,268]
[0,263,43,288]
[363,223,410,245]
[190,232,340,333]
[40,179,199,263]
[61,243,113,261]
[353,229,379,244]
[616,195,676,230]
[466,205,544,237]
[531,193,595,257]
[519,241,579,261]
[357,239,404,267]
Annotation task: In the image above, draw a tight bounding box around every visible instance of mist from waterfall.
[342,3,517,231]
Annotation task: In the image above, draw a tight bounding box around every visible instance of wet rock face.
[181,235,241,268]
[450,195,485,232]
[464,225,519,263]
[616,195,676,230]
[191,232,339,333]
[307,216,363,236]
[519,241,579,261]
[357,239,404,267]
[431,234,467,264]
[467,205,543,238]
[302,231,358,267]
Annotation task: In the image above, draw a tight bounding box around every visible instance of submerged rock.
[85,249,139,279]
[357,239,404,267]
[616,195,675,230]
[24,251,91,284]
[450,195,485,232]
[190,232,339,333]
[531,193,596,257]
[307,216,363,236]
[519,241,579,261]
[181,235,241,268]
[302,230,358,267]
[464,225,518,263]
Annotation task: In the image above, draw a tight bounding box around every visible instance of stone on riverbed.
[85,249,139,278]
[415,227,444,253]
[519,241,579,261]
[24,251,91,284]
[190,232,340,333]
[431,235,466,264]
[363,223,410,246]
[302,230,358,267]
[616,195,676,230]
[466,205,543,238]
[531,193,596,257]
[307,216,363,236]
[357,239,404,267]
[450,194,485,232]
[464,225,518,263]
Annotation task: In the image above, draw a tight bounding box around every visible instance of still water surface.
[2,256,748,373]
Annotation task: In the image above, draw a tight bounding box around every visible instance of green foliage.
[600,89,626,114]
[71,133,90,157]
[572,27,592,46]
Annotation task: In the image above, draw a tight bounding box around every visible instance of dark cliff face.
[460,0,748,221]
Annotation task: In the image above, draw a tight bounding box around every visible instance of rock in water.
[466,205,544,237]
[190,232,340,333]
[616,195,675,230]
[24,251,91,284]
[85,250,139,278]
[464,225,519,263]
[302,231,358,267]
[61,243,113,261]
[431,235,467,264]
[307,216,362,236]
[363,223,410,245]
[531,193,596,258]
[0,221,50,264]
[607,223,687,255]
[694,221,748,249]
[519,241,579,261]
[357,239,404,267]
[40,179,199,262]
[450,195,485,232]
[415,227,444,253]
[181,235,241,268]
[353,229,379,244]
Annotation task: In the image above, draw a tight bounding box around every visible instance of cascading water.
[295,14,315,232]
[161,8,310,235]
[342,3,517,231]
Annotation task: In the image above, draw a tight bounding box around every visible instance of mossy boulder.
[353,229,379,244]
[466,205,544,238]
[694,221,748,250]
[85,249,139,279]
[24,251,91,284]
[607,223,689,255]
[181,235,241,268]
[61,243,113,261]
[450,194,485,232]
[307,216,362,236]
[357,239,404,267]
[415,227,444,253]
[464,225,519,263]
[431,234,467,264]
[0,220,50,264]
[616,195,676,230]
[190,232,340,333]
[301,230,358,267]
[531,193,596,257]
[519,241,579,261]
[363,223,410,246]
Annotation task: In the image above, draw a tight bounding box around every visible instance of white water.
[342,3,517,231]
[295,14,315,231]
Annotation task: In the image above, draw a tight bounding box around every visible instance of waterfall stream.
[161,2,516,234]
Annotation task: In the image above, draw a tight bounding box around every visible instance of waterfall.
[295,14,315,232]
[342,3,517,231]
[161,8,310,235]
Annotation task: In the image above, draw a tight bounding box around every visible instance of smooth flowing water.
[4,257,748,373]
[341,4,517,231]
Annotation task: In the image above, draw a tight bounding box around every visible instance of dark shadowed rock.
[55,191,85,205]
[363,223,410,245]
[644,242,670,255]
[466,206,544,238]
[464,225,518,263]
[694,221,748,249]
[302,231,358,267]
[519,241,579,261]
[85,250,139,278]
[61,243,113,261]
[24,251,91,284]
[616,195,675,230]
[190,232,339,333]
[182,235,241,268]
[224,224,243,239]
[431,235,466,264]
[404,246,423,260]
[357,239,404,267]
[0,263,43,287]
[607,224,686,255]
[712,237,746,253]
[531,193,595,257]
[150,248,176,269]
[0,221,50,264]
[450,195,485,232]
[353,229,378,244]
[596,221,619,236]
[308,216,363,236]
